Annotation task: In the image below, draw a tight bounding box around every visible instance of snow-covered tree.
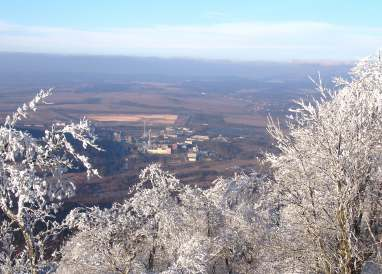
[59,164,205,274]
[204,172,272,273]
[0,89,100,274]
[266,54,382,273]
[58,165,271,274]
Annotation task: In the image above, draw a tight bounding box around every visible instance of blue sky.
[0,1,381,60]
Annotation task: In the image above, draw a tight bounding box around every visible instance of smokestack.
[148,128,152,147]
[143,120,146,138]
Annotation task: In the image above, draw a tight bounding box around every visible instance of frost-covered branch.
[0,89,100,274]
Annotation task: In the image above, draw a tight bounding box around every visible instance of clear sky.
[0,1,381,61]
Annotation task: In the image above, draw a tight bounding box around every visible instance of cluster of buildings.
[98,122,224,165]
[141,125,210,162]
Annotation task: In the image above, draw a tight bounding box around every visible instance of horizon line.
[0,50,355,65]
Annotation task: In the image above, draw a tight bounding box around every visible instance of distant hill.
[0,52,352,88]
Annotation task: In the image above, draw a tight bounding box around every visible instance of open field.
[223,114,268,127]
[0,83,276,130]
[88,113,178,124]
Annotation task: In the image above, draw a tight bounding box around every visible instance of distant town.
[97,121,231,172]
